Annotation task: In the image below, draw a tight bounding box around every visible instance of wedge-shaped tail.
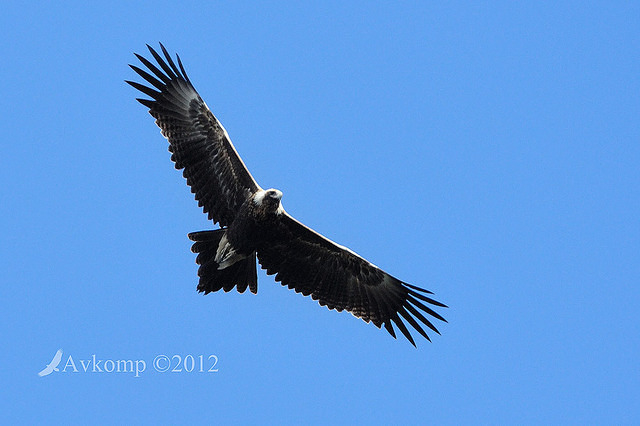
[188,230,258,294]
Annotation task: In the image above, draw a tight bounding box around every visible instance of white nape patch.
[253,189,267,206]
[253,188,283,207]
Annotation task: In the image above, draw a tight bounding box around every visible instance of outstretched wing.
[257,213,447,346]
[127,43,260,227]
[51,349,63,365]
[37,366,53,377]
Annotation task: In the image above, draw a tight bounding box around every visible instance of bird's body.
[127,44,447,345]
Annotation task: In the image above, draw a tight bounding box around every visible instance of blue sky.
[2,1,638,424]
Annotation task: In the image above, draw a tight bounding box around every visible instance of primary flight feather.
[127,43,447,346]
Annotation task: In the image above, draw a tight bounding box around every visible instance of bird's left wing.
[257,213,447,345]
[52,349,62,365]
[127,44,261,227]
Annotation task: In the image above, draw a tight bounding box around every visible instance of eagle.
[127,43,447,346]
[38,349,63,377]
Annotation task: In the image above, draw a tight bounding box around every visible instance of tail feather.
[188,230,258,294]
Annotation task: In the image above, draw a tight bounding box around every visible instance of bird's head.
[253,188,284,214]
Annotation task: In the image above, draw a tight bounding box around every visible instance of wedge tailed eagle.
[127,43,447,345]
[38,349,63,377]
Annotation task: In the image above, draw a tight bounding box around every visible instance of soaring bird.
[38,349,63,377]
[127,43,447,345]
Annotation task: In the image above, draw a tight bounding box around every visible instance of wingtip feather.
[406,294,447,324]
[391,314,416,347]
[398,307,432,342]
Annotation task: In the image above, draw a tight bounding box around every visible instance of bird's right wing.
[37,367,52,377]
[257,212,447,345]
[127,44,261,227]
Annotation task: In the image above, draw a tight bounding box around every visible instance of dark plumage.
[127,43,447,346]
